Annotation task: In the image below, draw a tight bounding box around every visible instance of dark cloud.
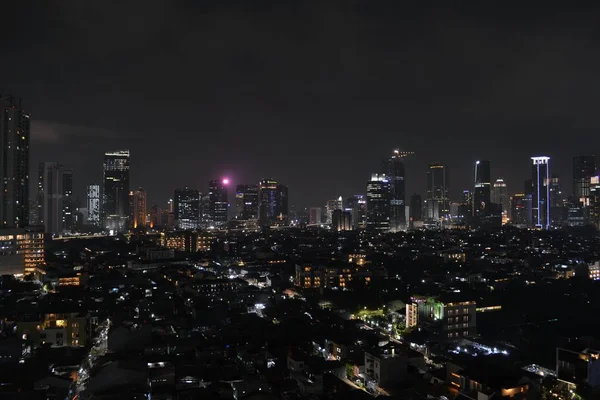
[2,2,599,207]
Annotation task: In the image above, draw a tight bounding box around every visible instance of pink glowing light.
[222,178,230,185]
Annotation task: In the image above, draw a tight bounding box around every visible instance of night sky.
[3,2,599,208]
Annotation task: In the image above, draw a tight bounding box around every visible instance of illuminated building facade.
[411,295,477,340]
[86,185,100,226]
[16,312,88,348]
[325,197,343,224]
[0,227,44,275]
[531,156,550,229]
[102,150,130,232]
[491,178,509,223]
[235,184,259,220]
[382,150,408,231]
[258,178,288,226]
[174,187,199,229]
[209,179,229,226]
[346,195,367,229]
[294,264,372,289]
[425,163,449,222]
[0,95,30,229]
[366,173,390,232]
[573,156,596,199]
[129,187,147,228]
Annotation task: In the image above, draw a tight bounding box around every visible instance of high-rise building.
[174,187,199,229]
[491,178,509,224]
[325,197,343,224]
[382,150,407,232]
[548,176,565,226]
[573,156,596,199]
[346,195,367,229]
[258,179,288,226]
[531,156,550,229]
[0,227,44,276]
[62,169,74,233]
[0,95,30,228]
[332,209,352,231]
[37,162,64,234]
[235,184,259,220]
[103,150,130,232]
[209,179,229,226]
[309,207,322,225]
[409,194,422,225]
[129,187,147,229]
[86,185,101,226]
[366,173,390,232]
[473,160,491,217]
[425,163,449,221]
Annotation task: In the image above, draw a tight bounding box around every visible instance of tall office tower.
[103,150,130,232]
[409,194,422,224]
[325,197,343,224]
[473,160,491,217]
[62,169,74,233]
[276,184,289,224]
[209,179,229,226]
[510,193,528,227]
[258,179,288,226]
[573,156,596,199]
[531,156,550,229]
[129,187,147,229]
[86,185,101,226]
[346,195,367,229]
[235,184,259,220]
[425,163,449,221]
[491,178,509,220]
[589,176,600,229]
[174,187,199,229]
[382,150,407,232]
[309,207,322,224]
[548,176,565,226]
[0,95,30,228]
[37,162,64,234]
[366,173,390,232]
[332,209,352,231]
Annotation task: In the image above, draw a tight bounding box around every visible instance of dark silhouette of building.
[209,179,229,226]
[258,179,288,226]
[174,187,199,229]
[409,194,422,225]
[235,184,259,220]
[382,150,407,231]
[0,95,30,228]
[425,163,449,221]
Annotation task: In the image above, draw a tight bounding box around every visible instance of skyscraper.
[491,178,509,222]
[174,187,200,229]
[209,179,229,226]
[129,187,147,229]
[382,150,408,231]
[0,95,30,228]
[258,179,288,226]
[573,156,596,199]
[531,156,550,229]
[346,195,367,229]
[309,207,322,225]
[62,169,74,232]
[366,173,390,232]
[103,150,130,232]
[235,184,259,220]
[510,193,528,227]
[37,162,64,234]
[409,194,422,225]
[86,185,101,226]
[549,176,565,226]
[473,160,491,217]
[332,209,352,231]
[325,197,343,224]
[425,163,449,221]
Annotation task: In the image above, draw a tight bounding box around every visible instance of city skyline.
[3,3,600,208]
